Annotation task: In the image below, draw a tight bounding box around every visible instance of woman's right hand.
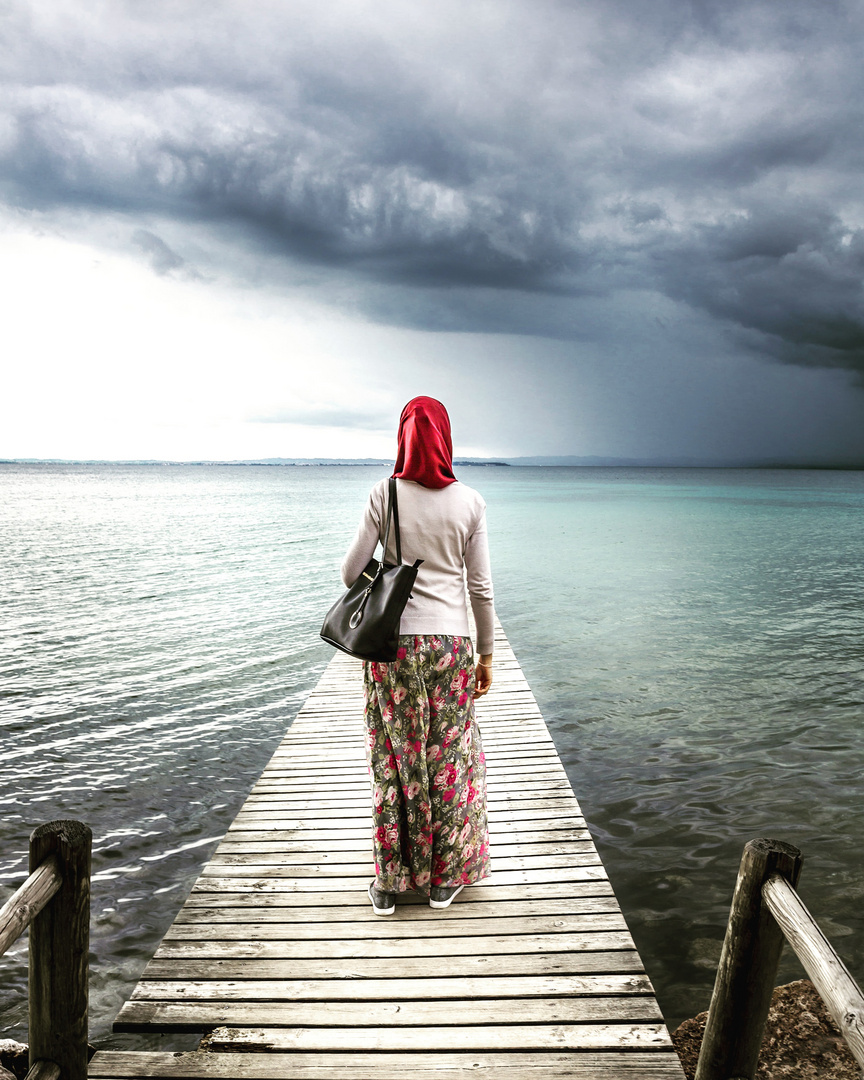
[474,655,493,697]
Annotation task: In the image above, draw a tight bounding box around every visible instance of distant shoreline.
[2,458,864,470]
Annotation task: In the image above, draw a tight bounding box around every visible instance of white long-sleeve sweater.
[340,478,495,656]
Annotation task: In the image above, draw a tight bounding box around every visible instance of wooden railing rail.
[0,821,92,1080]
[694,837,864,1080]
[762,873,864,1069]
[22,1064,61,1080]
[0,856,63,955]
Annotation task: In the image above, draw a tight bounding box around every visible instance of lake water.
[1,463,862,1039]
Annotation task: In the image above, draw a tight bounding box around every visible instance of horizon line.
[3,456,864,470]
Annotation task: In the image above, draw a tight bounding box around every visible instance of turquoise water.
[1,464,862,1037]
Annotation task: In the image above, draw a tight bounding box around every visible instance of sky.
[2,0,864,464]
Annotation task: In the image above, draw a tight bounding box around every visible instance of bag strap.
[382,477,402,566]
[390,477,403,564]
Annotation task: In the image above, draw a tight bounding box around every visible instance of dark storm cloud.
[3,0,863,369]
[656,202,864,370]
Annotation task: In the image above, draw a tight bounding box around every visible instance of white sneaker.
[368,881,396,916]
[429,883,465,909]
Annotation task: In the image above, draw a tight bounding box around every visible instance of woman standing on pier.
[341,396,495,914]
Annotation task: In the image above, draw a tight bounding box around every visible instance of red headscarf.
[392,396,457,489]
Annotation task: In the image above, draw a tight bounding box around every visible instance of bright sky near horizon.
[2,0,864,463]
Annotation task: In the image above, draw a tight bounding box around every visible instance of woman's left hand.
[473,655,493,698]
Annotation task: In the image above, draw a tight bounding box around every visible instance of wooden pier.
[90,625,685,1079]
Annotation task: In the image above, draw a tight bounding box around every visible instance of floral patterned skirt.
[364,634,490,894]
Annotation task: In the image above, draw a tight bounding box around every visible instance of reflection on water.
[1,464,862,1037]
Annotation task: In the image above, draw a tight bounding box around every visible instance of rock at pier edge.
[0,1041,99,1080]
[0,1041,27,1080]
[672,979,859,1079]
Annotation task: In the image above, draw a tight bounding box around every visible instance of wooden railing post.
[694,837,803,1080]
[28,820,92,1080]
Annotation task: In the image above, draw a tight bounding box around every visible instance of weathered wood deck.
[91,625,685,1078]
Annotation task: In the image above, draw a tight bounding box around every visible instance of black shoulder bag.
[320,478,422,662]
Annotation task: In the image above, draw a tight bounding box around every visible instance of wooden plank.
[254,762,570,780]
[90,1049,688,1078]
[206,843,599,865]
[219,827,592,845]
[165,913,628,938]
[190,869,610,891]
[228,807,586,829]
[113,994,662,1030]
[242,785,575,800]
[187,878,612,899]
[196,854,604,878]
[233,794,582,814]
[262,748,562,768]
[125,972,655,1002]
[237,792,583,809]
[227,812,586,826]
[243,786,578,803]
[200,1022,673,1051]
[205,842,595,862]
[173,896,625,922]
[179,884,617,908]
[216,837,595,855]
[264,745,561,763]
[152,930,636,960]
[236,793,583,810]
[142,951,644,979]
[238,789,584,802]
